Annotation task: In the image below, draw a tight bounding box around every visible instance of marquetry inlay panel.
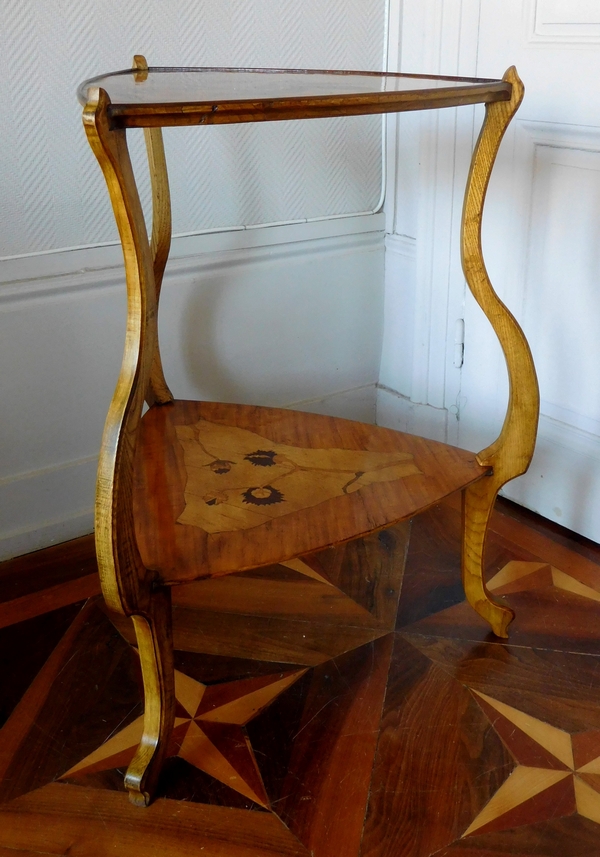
[176,418,421,534]
[132,400,487,582]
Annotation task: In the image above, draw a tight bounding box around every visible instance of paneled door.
[456,0,600,539]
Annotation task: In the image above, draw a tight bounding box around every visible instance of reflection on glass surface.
[77,67,499,107]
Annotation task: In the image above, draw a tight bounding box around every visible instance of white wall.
[377,0,481,445]
[0,0,386,255]
[0,0,387,560]
[379,0,600,542]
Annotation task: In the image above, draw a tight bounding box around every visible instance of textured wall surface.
[0,1,387,560]
[0,0,385,257]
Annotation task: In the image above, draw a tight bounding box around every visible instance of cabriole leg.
[125,586,175,806]
[460,66,540,638]
[462,482,514,638]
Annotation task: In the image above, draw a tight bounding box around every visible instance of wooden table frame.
[80,57,539,806]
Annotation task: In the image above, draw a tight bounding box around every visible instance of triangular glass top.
[78,67,505,106]
[77,67,511,127]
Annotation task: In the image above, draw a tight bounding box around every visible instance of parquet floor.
[1,494,600,856]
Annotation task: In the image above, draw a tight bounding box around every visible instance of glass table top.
[78,67,511,127]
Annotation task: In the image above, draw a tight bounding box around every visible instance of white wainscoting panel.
[0,0,385,258]
[155,233,385,407]
[499,124,600,538]
[377,233,450,442]
[378,0,482,446]
[525,142,600,432]
[387,0,600,539]
[458,119,600,540]
[378,234,417,399]
[0,216,384,560]
[532,0,600,41]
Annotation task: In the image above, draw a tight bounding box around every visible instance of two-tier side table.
[76,59,539,808]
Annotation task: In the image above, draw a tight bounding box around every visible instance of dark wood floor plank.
[106,604,389,666]
[395,500,464,631]
[0,604,84,729]
[103,526,410,667]
[0,848,63,857]
[401,585,600,654]
[303,523,410,629]
[434,814,600,857]
[486,511,600,593]
[246,672,313,810]
[0,848,58,857]
[362,634,513,857]
[0,603,141,805]
[171,574,384,628]
[495,497,600,568]
[172,650,308,684]
[0,783,310,856]
[396,493,600,640]
[3,494,600,855]
[463,775,576,838]
[277,635,394,857]
[435,848,567,857]
[0,602,95,792]
[0,535,95,603]
[0,574,100,630]
[400,635,600,731]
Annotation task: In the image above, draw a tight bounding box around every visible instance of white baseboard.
[0,512,95,564]
[502,413,600,543]
[376,385,448,442]
[286,383,377,424]
[0,456,96,561]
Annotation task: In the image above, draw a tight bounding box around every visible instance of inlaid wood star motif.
[279,557,335,587]
[488,560,600,603]
[61,666,307,807]
[463,690,600,837]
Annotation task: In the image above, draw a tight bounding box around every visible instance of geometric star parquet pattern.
[464,690,600,836]
[0,525,408,857]
[61,666,307,807]
[487,559,600,604]
[3,499,600,857]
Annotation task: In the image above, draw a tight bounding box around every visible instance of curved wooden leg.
[460,67,539,638]
[125,586,175,806]
[462,481,514,638]
[133,55,174,408]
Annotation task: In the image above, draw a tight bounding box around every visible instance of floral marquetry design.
[175,418,421,534]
